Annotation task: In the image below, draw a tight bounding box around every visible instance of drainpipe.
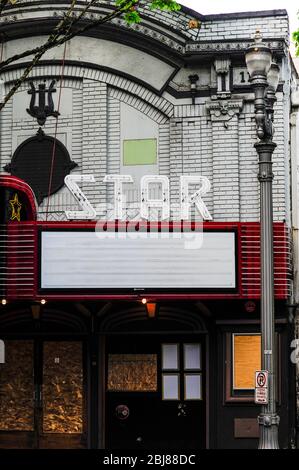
[290,82,299,447]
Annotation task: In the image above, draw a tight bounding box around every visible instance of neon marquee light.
[64,174,212,221]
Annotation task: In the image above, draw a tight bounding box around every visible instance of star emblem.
[9,193,22,222]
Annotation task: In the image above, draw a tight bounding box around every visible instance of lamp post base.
[258,413,280,449]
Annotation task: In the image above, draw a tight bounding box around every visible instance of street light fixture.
[245,31,280,449]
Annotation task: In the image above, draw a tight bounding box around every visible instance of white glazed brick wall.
[239,103,260,222]
[72,87,83,170]
[127,4,289,42]
[107,95,121,211]
[0,73,290,224]
[108,87,169,125]
[198,16,289,42]
[181,116,213,219]
[39,81,83,221]
[169,118,183,219]
[211,115,240,221]
[82,79,107,210]
[0,79,84,220]
[272,94,288,222]
[169,95,288,222]
[0,100,13,170]
[158,123,170,178]
[5,64,173,117]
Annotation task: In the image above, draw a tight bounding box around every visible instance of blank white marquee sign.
[40,230,236,290]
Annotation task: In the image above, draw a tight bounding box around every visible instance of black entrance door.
[0,340,86,449]
[106,335,205,449]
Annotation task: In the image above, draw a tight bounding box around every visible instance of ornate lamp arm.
[251,74,274,141]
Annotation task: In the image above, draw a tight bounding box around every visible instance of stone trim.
[206,99,244,122]
[1,64,174,119]
[0,2,289,53]
[108,88,168,125]
[186,40,287,55]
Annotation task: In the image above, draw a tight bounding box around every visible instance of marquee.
[40,228,236,291]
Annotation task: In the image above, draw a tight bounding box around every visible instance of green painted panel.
[123,139,157,166]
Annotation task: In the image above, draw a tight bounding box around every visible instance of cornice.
[0,2,289,60]
[0,2,193,45]
[186,40,288,57]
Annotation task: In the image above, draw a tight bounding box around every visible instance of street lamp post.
[245,31,280,449]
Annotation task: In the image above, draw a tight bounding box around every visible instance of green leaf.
[124,10,141,24]
[293,30,299,56]
[149,0,181,11]
[115,0,180,25]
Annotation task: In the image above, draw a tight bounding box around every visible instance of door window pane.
[184,374,202,400]
[43,342,83,434]
[107,354,157,392]
[184,344,201,370]
[162,374,179,400]
[162,344,179,370]
[233,334,261,389]
[0,340,34,431]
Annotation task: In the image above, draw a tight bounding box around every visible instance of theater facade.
[0,3,298,449]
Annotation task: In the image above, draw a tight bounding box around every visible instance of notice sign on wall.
[254,370,269,405]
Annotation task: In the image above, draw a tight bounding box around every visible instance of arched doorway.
[100,303,209,449]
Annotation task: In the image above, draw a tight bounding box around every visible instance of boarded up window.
[0,341,34,431]
[123,139,157,166]
[233,334,261,389]
[42,342,83,434]
[107,354,157,392]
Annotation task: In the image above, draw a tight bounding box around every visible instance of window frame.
[225,332,280,403]
[162,373,180,401]
[232,333,261,391]
[161,343,179,371]
[123,138,157,166]
[183,343,202,371]
[184,373,203,401]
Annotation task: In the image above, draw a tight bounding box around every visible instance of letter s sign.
[290,339,299,364]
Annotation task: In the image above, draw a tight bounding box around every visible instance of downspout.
[290,80,299,447]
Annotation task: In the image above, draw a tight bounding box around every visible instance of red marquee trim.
[1,221,292,302]
[0,175,37,220]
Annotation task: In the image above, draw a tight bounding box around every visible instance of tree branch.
[0,0,180,110]
[0,0,139,70]
[0,1,27,19]
[0,1,140,110]
[0,1,12,18]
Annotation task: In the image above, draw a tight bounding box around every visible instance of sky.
[179,0,298,56]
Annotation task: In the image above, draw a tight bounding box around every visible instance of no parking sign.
[254,370,269,404]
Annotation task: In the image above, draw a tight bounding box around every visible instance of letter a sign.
[254,370,269,404]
